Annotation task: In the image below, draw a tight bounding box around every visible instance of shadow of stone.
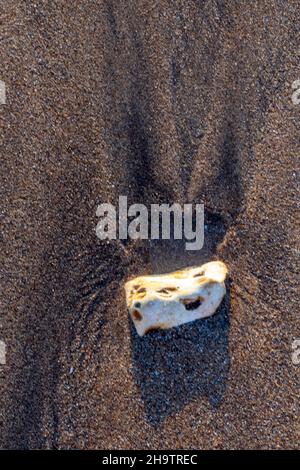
[130,281,231,427]
[149,209,227,274]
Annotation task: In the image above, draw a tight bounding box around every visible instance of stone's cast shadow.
[149,210,227,274]
[130,284,231,427]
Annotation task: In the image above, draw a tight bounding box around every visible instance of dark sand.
[0,1,299,449]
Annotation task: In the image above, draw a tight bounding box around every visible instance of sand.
[0,0,299,449]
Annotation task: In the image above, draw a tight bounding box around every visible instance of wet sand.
[0,1,299,449]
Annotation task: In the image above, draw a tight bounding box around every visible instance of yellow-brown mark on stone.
[173,271,187,279]
[144,325,163,335]
[134,287,147,299]
[132,310,143,321]
[205,280,217,287]
[195,276,210,284]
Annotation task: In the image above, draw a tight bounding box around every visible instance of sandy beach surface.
[0,1,299,449]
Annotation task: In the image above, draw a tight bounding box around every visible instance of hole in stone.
[137,287,146,294]
[180,296,204,311]
[157,287,178,294]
